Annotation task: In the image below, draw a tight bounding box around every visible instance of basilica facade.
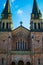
[0,0,43,65]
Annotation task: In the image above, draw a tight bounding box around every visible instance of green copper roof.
[31,0,42,19]
[32,0,39,14]
[2,0,11,19]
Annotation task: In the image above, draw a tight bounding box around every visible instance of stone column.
[37,23,38,29]
[33,23,34,30]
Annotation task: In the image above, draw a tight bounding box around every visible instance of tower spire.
[32,0,39,14]
[2,0,11,19]
[31,0,42,19]
[30,0,42,31]
[1,0,12,31]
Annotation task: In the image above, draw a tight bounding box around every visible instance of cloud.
[4,3,6,7]
[11,0,15,2]
[10,0,15,6]
[17,9,23,15]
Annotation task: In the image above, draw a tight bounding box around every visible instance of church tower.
[30,0,43,32]
[30,1,43,65]
[0,0,12,31]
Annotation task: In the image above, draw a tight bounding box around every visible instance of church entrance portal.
[11,61,31,65]
[11,62,15,65]
[26,62,31,65]
[18,61,24,65]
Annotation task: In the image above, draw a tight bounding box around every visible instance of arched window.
[23,41,24,50]
[16,41,19,50]
[16,42,17,50]
[18,41,19,50]
[16,40,26,51]
[25,42,26,50]
[16,40,30,51]
[19,39,22,50]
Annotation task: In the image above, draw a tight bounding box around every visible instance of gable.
[12,26,30,35]
[11,26,31,51]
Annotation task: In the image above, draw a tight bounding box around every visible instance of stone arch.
[26,62,31,65]
[18,60,24,65]
[11,62,15,65]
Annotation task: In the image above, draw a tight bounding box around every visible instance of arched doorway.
[18,61,24,65]
[11,62,15,65]
[26,62,31,65]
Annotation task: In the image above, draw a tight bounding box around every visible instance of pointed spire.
[31,0,42,19]
[32,0,39,14]
[2,0,11,19]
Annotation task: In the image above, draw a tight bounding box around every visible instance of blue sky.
[0,0,43,29]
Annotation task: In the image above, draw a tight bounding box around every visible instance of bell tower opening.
[2,22,5,29]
